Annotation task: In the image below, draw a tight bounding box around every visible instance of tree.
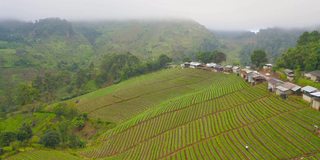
[196,51,226,63]
[68,135,85,148]
[183,57,191,62]
[17,123,32,142]
[158,54,172,68]
[251,50,268,68]
[0,132,16,147]
[40,129,60,148]
[213,51,226,63]
[16,84,39,105]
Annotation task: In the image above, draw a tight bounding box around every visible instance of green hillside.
[0,18,220,106]
[51,68,232,123]
[214,28,304,65]
[2,68,320,159]
[79,78,320,159]
[6,150,82,160]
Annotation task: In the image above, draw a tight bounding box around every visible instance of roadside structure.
[305,70,320,82]
[310,92,320,110]
[275,82,300,96]
[268,78,284,92]
[301,86,318,102]
[232,66,240,74]
[224,65,233,73]
[284,69,295,81]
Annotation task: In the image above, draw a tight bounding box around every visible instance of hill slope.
[79,71,320,159]
[55,68,229,123]
[4,69,320,159]
[0,18,219,100]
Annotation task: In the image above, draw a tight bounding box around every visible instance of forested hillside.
[0,18,220,112]
[277,31,320,71]
[215,28,304,65]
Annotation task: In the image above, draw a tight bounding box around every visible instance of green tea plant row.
[163,109,320,160]
[6,150,81,160]
[81,85,309,159]
[87,81,260,149]
[94,75,251,140]
[75,69,222,122]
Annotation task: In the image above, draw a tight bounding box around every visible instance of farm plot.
[55,68,238,123]
[6,150,82,160]
[81,80,320,159]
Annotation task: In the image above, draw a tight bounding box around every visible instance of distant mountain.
[0,18,220,98]
[74,20,220,60]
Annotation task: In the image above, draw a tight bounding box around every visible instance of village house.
[310,92,320,111]
[181,62,191,68]
[275,82,300,96]
[305,70,320,82]
[267,78,284,92]
[224,65,233,73]
[284,69,295,81]
[240,69,253,81]
[189,62,202,68]
[248,72,266,85]
[232,66,240,74]
[214,65,224,72]
[206,63,216,68]
[301,86,318,102]
[263,64,273,70]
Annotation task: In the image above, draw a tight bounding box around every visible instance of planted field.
[61,68,246,123]
[6,150,82,160]
[79,75,320,159]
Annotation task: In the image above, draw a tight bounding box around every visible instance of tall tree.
[251,50,268,68]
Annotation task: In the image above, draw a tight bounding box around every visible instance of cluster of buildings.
[267,77,320,110]
[181,62,320,111]
[181,62,241,73]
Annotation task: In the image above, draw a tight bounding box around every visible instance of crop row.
[84,84,266,155]
[96,76,252,140]
[82,90,304,159]
[162,110,320,160]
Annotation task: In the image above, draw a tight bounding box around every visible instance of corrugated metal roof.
[276,86,289,92]
[311,92,320,97]
[301,86,318,93]
[291,86,301,91]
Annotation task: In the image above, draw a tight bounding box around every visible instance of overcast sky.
[1,0,320,30]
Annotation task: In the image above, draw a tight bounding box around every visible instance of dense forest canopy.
[277,31,320,71]
[214,28,305,65]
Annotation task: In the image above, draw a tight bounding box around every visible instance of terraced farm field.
[59,68,242,123]
[6,150,82,160]
[79,72,320,159]
[6,69,320,160]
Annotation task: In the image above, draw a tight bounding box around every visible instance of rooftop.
[308,70,320,77]
[301,86,318,93]
[276,86,289,92]
[311,92,320,97]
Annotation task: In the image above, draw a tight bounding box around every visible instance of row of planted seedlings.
[84,84,268,158]
[82,84,270,158]
[98,93,280,159]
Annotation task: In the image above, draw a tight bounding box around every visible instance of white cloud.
[0,0,320,30]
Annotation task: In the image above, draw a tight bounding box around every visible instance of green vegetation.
[196,51,226,63]
[277,31,320,71]
[214,28,304,65]
[6,150,82,160]
[78,73,320,159]
[1,68,320,159]
[251,50,268,68]
[56,68,226,123]
[0,18,220,116]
